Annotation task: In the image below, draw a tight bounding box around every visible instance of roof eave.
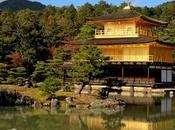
[87,17,141,23]
[141,16,168,25]
[156,40,175,48]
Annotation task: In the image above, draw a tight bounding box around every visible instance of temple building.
[69,5,175,88]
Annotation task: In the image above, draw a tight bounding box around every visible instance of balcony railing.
[105,55,154,62]
[95,29,137,38]
[95,28,157,38]
[105,55,173,63]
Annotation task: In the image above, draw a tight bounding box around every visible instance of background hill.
[0,0,45,11]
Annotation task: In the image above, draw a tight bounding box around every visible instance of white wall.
[161,69,172,82]
[167,70,172,82]
[161,70,167,82]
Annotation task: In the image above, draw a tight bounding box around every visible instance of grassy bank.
[0,85,97,104]
[0,84,46,102]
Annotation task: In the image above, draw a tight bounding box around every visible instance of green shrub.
[6,76,16,84]
[0,69,8,78]
[39,77,62,98]
[31,61,47,82]
[15,67,27,77]
[0,63,7,68]
[15,77,26,85]
[0,77,4,84]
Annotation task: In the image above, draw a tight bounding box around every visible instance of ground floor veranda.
[63,62,174,88]
[97,62,174,87]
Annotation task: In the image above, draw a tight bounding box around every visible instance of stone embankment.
[0,88,34,106]
[32,99,59,109]
[0,88,59,108]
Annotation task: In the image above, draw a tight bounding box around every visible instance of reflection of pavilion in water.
[69,96,175,130]
[121,96,174,130]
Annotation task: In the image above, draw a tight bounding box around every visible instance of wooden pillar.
[63,69,66,85]
[130,86,134,97]
[147,67,150,80]
[146,103,150,118]
[122,65,124,80]
[146,66,150,87]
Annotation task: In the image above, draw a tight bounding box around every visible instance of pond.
[0,95,175,130]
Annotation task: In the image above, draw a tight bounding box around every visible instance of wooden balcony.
[95,28,157,38]
[95,29,138,38]
[119,77,156,86]
[105,55,173,63]
[105,55,154,62]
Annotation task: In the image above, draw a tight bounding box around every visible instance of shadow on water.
[0,95,175,130]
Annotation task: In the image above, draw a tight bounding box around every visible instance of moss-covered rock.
[0,88,34,106]
[90,98,122,109]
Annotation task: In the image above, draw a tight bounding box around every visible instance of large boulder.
[76,104,90,109]
[65,97,76,108]
[51,99,59,108]
[24,79,33,88]
[0,88,34,106]
[32,101,42,109]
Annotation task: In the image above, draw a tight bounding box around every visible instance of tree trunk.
[77,83,86,95]
[87,84,92,95]
[77,115,88,130]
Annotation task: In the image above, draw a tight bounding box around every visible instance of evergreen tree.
[94,0,109,16]
[77,3,95,26]
[158,20,175,44]
[40,6,64,48]
[15,9,48,74]
[76,23,102,40]
[70,45,108,94]
[40,77,62,98]
[0,10,16,62]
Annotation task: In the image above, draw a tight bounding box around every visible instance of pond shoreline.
[0,84,173,107]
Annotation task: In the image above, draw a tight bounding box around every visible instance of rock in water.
[51,99,58,108]
[11,128,17,130]
[43,102,50,107]
[76,104,90,109]
[0,88,34,106]
[90,98,122,109]
[90,100,105,108]
[32,101,42,109]
[65,97,76,108]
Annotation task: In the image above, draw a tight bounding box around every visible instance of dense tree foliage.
[75,23,103,40]
[158,20,175,44]
[0,63,27,84]
[31,48,70,82]
[35,48,70,97]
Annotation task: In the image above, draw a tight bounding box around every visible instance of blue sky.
[30,0,171,7]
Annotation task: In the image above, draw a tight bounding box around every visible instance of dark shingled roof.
[70,37,175,47]
[71,37,155,45]
[87,8,167,25]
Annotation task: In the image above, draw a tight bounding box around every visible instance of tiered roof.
[87,6,167,25]
[70,37,175,47]
[68,6,173,47]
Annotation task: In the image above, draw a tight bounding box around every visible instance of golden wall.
[95,21,156,38]
[104,21,136,36]
[97,42,174,63]
[149,43,174,63]
[98,44,150,62]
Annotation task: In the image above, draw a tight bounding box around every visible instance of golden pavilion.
[69,5,175,87]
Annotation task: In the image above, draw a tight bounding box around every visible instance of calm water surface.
[0,95,175,130]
